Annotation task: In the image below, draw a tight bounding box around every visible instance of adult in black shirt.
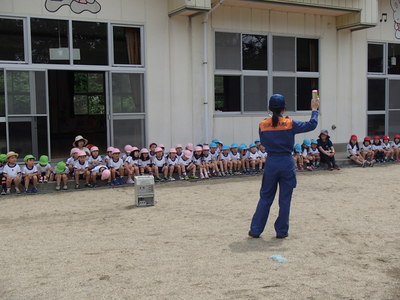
[317,129,340,170]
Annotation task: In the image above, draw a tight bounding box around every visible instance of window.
[243,76,268,111]
[214,75,240,112]
[215,32,241,70]
[388,43,400,75]
[242,34,267,71]
[113,26,142,65]
[297,38,319,72]
[368,79,385,111]
[72,21,108,65]
[389,111,400,137]
[389,80,400,109]
[297,78,319,111]
[112,73,144,113]
[368,44,383,73]
[368,115,385,136]
[73,72,105,115]
[273,77,295,112]
[0,18,25,61]
[31,18,69,64]
[215,32,319,113]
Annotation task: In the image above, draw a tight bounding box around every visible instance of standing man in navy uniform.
[249,94,320,239]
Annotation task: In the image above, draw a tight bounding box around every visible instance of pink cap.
[203,145,210,151]
[195,146,203,152]
[107,146,114,152]
[131,146,139,152]
[70,147,80,155]
[186,143,194,151]
[140,148,149,154]
[158,144,165,148]
[124,145,133,153]
[101,169,111,181]
[176,144,183,149]
[90,146,99,152]
[169,148,177,153]
[112,148,121,154]
[184,150,192,159]
[77,150,87,157]
[155,147,163,153]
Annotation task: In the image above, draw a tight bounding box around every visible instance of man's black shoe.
[276,233,288,239]
[248,230,260,238]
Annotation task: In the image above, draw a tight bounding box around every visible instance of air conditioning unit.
[169,0,211,17]
[134,176,155,207]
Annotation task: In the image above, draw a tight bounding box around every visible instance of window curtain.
[125,28,141,65]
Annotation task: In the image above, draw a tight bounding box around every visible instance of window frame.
[0,16,28,64]
[213,30,320,116]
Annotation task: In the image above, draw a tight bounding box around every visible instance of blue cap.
[311,139,318,144]
[239,144,248,150]
[294,144,302,152]
[222,145,230,150]
[269,94,285,109]
[209,142,217,148]
[211,139,219,144]
[249,143,256,148]
[231,143,239,148]
[254,139,260,143]
[238,145,244,150]
[303,139,311,147]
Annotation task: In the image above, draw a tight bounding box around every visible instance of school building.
[0,0,399,160]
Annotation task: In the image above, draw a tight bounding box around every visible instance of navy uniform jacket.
[259,111,319,155]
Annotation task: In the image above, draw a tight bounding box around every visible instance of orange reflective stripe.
[259,117,293,131]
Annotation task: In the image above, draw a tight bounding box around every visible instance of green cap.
[39,155,49,165]
[0,154,6,163]
[56,161,66,173]
[23,154,35,162]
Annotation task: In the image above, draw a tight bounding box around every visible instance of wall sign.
[45,0,101,14]
[391,0,400,39]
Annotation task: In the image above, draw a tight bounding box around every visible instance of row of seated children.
[0,152,53,194]
[347,135,400,166]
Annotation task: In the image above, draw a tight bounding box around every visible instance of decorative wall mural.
[45,0,101,14]
[391,0,400,39]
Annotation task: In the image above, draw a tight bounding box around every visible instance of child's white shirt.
[74,160,89,174]
[372,144,382,150]
[210,151,219,161]
[382,142,392,149]
[301,149,309,157]
[91,165,108,173]
[36,163,52,173]
[3,163,21,179]
[309,147,320,154]
[258,150,268,159]
[241,151,249,160]
[88,155,103,167]
[66,157,77,165]
[178,156,192,167]
[230,152,240,161]
[54,166,69,175]
[191,155,203,165]
[202,153,212,163]
[153,156,166,168]
[219,152,231,161]
[392,142,400,149]
[346,144,358,155]
[22,165,38,175]
[0,165,3,173]
[108,158,124,169]
[360,144,372,151]
[167,156,179,166]
[139,159,151,167]
[248,151,260,160]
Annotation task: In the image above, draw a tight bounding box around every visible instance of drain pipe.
[203,0,224,143]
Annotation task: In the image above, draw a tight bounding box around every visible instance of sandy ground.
[0,165,399,300]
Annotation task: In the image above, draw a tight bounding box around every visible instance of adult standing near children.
[249,93,320,239]
[73,135,90,155]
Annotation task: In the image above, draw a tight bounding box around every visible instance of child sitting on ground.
[152,147,168,182]
[124,147,140,184]
[3,152,22,194]
[104,147,114,166]
[54,161,69,191]
[219,145,232,176]
[167,148,181,181]
[257,144,267,170]
[209,143,222,176]
[301,139,314,171]
[88,146,103,170]
[90,165,110,187]
[248,143,262,173]
[36,155,53,183]
[393,135,400,161]
[179,150,197,180]
[372,136,385,163]
[139,148,152,176]
[293,144,304,170]
[74,150,91,189]
[108,148,125,185]
[239,144,250,174]
[309,140,320,168]
[22,155,38,193]
[201,145,214,178]
[360,137,374,164]
[230,144,242,175]
[192,146,207,179]
[66,148,79,174]
[382,135,395,162]
[347,135,367,167]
